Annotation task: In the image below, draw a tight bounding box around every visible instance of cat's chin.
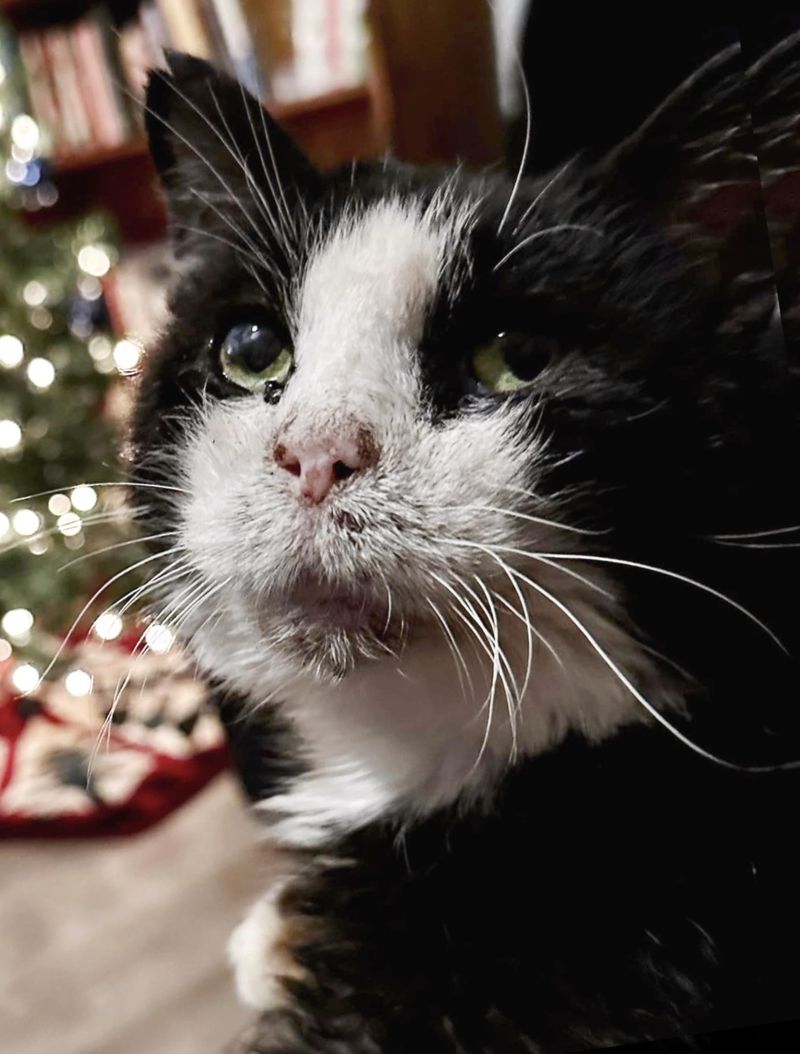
[293,627,390,682]
[258,577,401,680]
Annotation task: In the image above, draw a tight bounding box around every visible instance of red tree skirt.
[0,634,230,838]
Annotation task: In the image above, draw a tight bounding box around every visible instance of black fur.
[131,42,800,1053]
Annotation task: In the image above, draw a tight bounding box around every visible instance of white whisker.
[511,159,574,236]
[35,547,185,690]
[425,597,472,700]
[507,548,788,655]
[497,54,532,234]
[10,481,188,503]
[57,532,179,573]
[708,525,800,541]
[501,562,800,774]
[494,224,605,272]
[439,502,607,536]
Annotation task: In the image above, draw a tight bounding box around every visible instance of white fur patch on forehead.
[299,194,475,339]
[299,200,441,345]
[278,194,476,434]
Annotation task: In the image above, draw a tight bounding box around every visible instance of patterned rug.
[0,635,230,838]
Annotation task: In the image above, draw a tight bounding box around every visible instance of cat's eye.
[218,321,293,394]
[471,332,556,393]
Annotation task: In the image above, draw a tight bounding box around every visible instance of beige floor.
[0,773,267,1054]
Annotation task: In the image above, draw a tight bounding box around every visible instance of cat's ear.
[144,51,319,246]
[595,38,788,303]
[595,41,751,211]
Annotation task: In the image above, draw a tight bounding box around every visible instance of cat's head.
[130,49,796,803]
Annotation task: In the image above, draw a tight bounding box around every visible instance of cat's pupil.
[502,332,557,380]
[224,323,282,374]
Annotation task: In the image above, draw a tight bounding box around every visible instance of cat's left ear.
[144,51,320,244]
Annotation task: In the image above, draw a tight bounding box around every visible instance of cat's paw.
[228,887,306,1011]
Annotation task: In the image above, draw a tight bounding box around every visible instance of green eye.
[471,332,556,393]
[219,321,293,393]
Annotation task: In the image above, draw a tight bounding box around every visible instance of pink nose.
[273,429,379,504]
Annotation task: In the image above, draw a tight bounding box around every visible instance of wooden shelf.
[1,0,140,28]
[51,136,150,175]
[20,82,385,245]
[269,84,370,123]
[43,85,375,179]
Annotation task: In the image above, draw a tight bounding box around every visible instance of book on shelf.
[156,0,214,61]
[70,18,126,149]
[16,33,59,156]
[139,1,172,68]
[17,9,136,161]
[42,26,92,151]
[206,0,263,97]
[11,0,372,167]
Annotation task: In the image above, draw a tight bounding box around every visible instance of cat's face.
[131,53,795,816]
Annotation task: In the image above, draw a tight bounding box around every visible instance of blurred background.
[0,2,798,1052]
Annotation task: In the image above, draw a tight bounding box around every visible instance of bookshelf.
[2,0,503,245]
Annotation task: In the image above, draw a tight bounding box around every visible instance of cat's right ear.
[144,51,320,247]
[594,41,750,211]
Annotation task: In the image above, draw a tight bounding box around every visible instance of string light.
[112,339,143,374]
[22,280,47,307]
[0,420,22,452]
[30,308,53,331]
[2,608,34,638]
[57,512,82,537]
[28,536,51,556]
[12,664,40,694]
[93,610,123,641]
[145,623,174,655]
[0,334,24,368]
[88,336,111,361]
[65,669,93,697]
[12,142,34,165]
[36,183,58,208]
[78,276,102,300]
[27,357,55,389]
[10,114,40,152]
[48,493,71,516]
[77,245,111,278]
[12,509,40,536]
[0,639,11,663]
[25,416,48,440]
[70,485,98,512]
[5,159,26,184]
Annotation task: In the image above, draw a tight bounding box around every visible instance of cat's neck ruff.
[186,560,673,849]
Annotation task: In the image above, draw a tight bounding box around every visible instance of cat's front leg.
[228,881,310,1013]
[226,844,458,1054]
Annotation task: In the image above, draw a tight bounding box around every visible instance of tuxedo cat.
[130,39,800,1053]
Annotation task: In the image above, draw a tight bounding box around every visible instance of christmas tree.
[0,27,149,689]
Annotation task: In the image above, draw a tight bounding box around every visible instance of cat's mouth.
[265,575,393,642]
[259,575,399,677]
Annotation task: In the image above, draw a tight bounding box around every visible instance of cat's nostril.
[273,444,301,477]
[272,429,379,504]
[333,461,356,481]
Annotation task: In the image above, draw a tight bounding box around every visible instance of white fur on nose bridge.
[280,199,468,437]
